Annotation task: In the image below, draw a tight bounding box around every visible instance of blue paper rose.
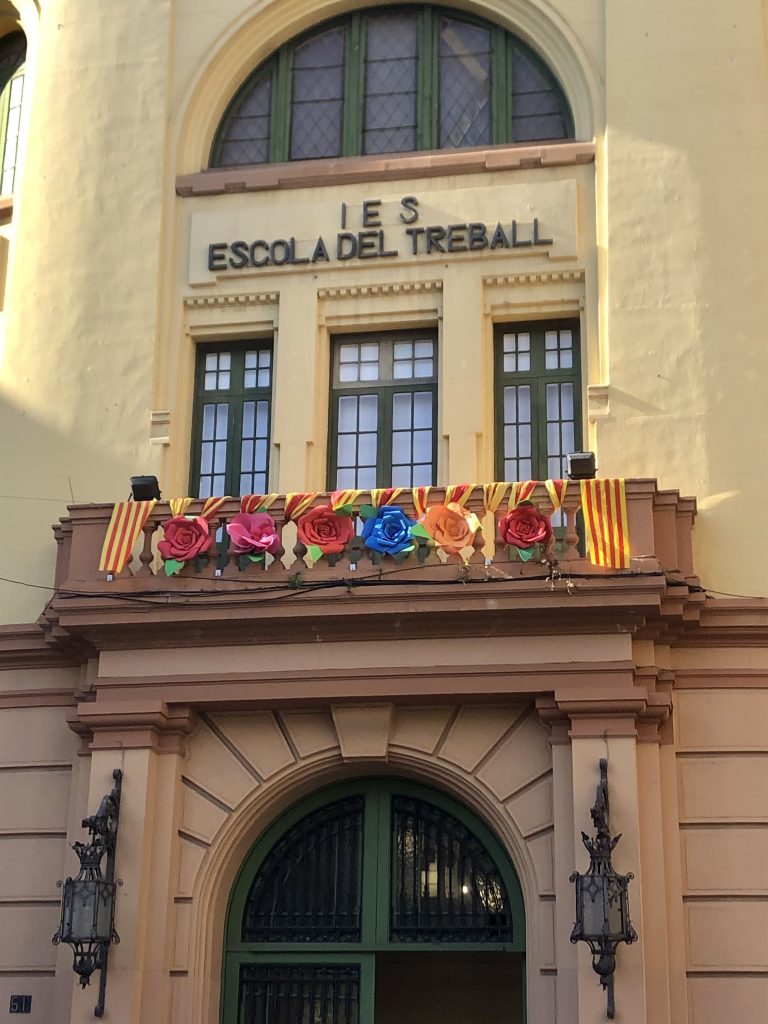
[362,505,417,555]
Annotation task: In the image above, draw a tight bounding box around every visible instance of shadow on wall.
[0,391,160,624]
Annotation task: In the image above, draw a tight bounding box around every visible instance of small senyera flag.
[99,500,157,574]
[580,478,631,569]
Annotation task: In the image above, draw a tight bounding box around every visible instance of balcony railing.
[51,480,697,597]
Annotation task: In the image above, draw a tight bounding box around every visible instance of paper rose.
[498,504,553,550]
[226,512,281,557]
[421,502,480,555]
[362,505,416,555]
[158,515,213,573]
[296,504,355,555]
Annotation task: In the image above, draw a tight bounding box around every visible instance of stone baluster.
[134,521,156,577]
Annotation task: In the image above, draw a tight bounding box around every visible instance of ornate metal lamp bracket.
[570,759,638,1019]
[53,769,123,1017]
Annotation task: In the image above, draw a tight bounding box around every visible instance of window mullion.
[491,26,507,144]
[417,6,436,151]
[343,13,364,156]
[272,47,292,163]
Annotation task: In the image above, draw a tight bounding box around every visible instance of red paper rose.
[226,512,281,556]
[296,504,354,554]
[498,505,553,549]
[158,515,213,561]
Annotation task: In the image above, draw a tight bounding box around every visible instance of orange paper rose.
[421,502,480,555]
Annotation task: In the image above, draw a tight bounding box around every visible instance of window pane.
[363,11,418,155]
[358,395,378,432]
[413,392,432,428]
[511,49,568,142]
[392,392,412,430]
[217,73,272,166]
[438,18,491,148]
[290,27,345,160]
[338,395,359,432]
[392,431,412,464]
[337,433,357,467]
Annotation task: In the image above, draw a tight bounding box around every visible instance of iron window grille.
[211,7,573,167]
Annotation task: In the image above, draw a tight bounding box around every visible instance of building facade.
[0,2,767,1023]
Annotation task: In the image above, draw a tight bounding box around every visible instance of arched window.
[0,30,25,194]
[224,781,526,1024]
[212,7,573,167]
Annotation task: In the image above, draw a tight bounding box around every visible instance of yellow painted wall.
[1,0,767,628]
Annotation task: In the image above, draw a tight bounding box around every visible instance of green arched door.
[223,780,526,1024]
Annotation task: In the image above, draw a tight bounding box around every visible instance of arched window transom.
[212,7,573,168]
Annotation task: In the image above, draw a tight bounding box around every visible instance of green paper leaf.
[164,558,184,576]
[307,544,324,562]
[410,523,431,539]
[517,499,535,508]
[248,553,265,563]
[515,545,535,562]
[359,504,377,520]
[336,504,354,517]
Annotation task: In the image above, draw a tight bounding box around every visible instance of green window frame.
[328,331,438,491]
[222,779,526,1024]
[190,340,274,498]
[494,320,582,482]
[0,31,26,195]
[211,6,573,167]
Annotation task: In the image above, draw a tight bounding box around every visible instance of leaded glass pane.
[290,27,345,160]
[363,12,418,155]
[511,48,568,142]
[238,964,360,1024]
[390,795,513,942]
[438,18,491,148]
[218,73,272,167]
[242,797,363,942]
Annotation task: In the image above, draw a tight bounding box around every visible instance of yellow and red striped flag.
[412,486,431,517]
[545,479,568,512]
[370,487,403,508]
[580,478,631,569]
[168,497,193,517]
[445,483,473,507]
[99,500,157,574]
[508,480,537,508]
[240,493,278,514]
[483,482,508,514]
[284,492,317,521]
[200,496,230,520]
[330,489,362,510]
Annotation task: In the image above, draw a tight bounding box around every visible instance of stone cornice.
[176,141,596,197]
[69,700,197,755]
[536,686,672,743]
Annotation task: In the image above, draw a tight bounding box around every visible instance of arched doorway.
[222,779,526,1024]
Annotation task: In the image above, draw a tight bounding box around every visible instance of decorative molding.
[318,280,442,300]
[483,269,584,288]
[150,409,172,448]
[176,141,596,197]
[183,292,279,309]
[69,701,197,755]
[587,384,610,421]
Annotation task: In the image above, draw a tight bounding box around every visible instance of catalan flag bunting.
[330,489,362,511]
[545,479,568,512]
[284,492,317,521]
[168,497,193,517]
[483,482,508,514]
[240,493,278,514]
[370,487,403,508]
[444,483,473,507]
[508,480,537,509]
[200,496,229,520]
[580,478,631,569]
[99,500,157,574]
[412,486,432,517]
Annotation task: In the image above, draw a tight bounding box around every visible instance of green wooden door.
[222,779,526,1024]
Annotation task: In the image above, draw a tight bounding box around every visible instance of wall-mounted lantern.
[570,759,637,1019]
[53,769,122,1018]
